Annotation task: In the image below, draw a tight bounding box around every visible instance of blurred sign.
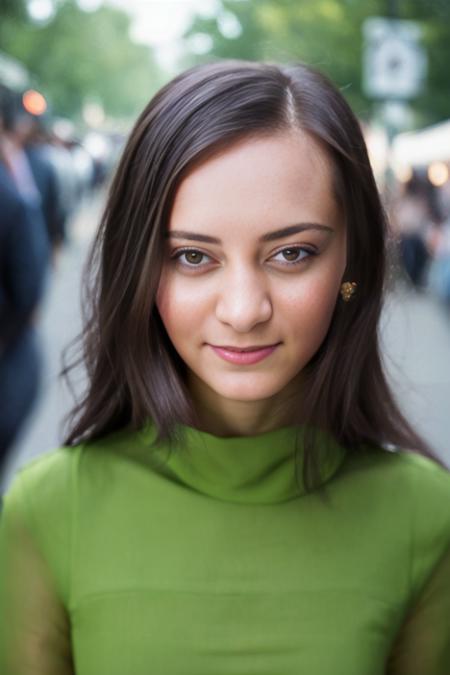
[362,17,427,99]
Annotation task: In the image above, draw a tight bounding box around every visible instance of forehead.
[168,130,342,236]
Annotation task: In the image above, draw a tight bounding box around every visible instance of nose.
[214,264,273,332]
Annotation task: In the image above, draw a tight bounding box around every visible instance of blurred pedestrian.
[0,95,41,207]
[24,121,69,262]
[1,94,67,266]
[393,173,433,288]
[427,218,450,307]
[17,113,67,264]
[0,130,50,474]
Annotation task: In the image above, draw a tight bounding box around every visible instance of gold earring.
[340,281,357,302]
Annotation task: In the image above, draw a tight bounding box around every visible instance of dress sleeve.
[386,543,450,674]
[0,456,75,675]
[387,455,450,674]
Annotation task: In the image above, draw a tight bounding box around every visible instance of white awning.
[393,120,450,167]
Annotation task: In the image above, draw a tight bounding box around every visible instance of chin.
[208,377,286,402]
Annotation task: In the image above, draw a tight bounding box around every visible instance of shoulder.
[2,427,129,509]
[341,446,450,594]
[1,446,79,606]
[393,449,450,499]
[2,445,78,519]
[1,446,81,546]
[389,451,450,603]
[1,427,140,562]
[342,444,450,504]
[341,446,450,524]
[1,426,151,519]
[383,450,450,543]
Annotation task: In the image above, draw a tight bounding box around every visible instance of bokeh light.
[428,161,449,187]
[395,164,413,183]
[22,89,47,116]
[27,0,55,23]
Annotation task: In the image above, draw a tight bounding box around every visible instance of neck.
[188,371,303,437]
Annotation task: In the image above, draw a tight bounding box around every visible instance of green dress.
[1,422,450,674]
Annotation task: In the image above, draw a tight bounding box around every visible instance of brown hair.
[62,59,439,488]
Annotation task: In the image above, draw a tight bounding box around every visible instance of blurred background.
[1,0,450,493]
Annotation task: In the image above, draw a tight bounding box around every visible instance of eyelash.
[169,245,317,271]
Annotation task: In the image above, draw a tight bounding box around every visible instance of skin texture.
[156,130,347,436]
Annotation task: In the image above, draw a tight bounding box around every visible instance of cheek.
[285,274,341,348]
[156,274,206,344]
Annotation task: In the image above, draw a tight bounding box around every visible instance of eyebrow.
[165,223,333,244]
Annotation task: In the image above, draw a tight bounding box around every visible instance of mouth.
[210,343,281,352]
[207,343,281,365]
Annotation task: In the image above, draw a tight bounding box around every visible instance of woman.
[1,60,449,674]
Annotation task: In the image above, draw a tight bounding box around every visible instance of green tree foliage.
[0,0,163,121]
[183,0,450,126]
[0,0,29,51]
[0,0,28,23]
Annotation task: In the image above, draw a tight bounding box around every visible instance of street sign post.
[362,17,427,100]
[362,17,428,199]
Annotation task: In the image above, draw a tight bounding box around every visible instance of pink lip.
[208,343,280,365]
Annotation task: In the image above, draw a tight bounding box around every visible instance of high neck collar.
[138,422,348,505]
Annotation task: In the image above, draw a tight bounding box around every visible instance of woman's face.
[156,130,347,419]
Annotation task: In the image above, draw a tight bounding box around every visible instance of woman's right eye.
[171,248,212,268]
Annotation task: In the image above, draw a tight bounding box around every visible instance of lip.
[208,343,280,365]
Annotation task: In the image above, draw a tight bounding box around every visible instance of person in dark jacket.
[0,157,50,474]
[4,103,66,259]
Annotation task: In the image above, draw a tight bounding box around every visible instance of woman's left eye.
[271,246,317,266]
